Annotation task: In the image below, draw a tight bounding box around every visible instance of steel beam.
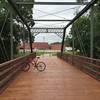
[7,0,33,53]
[90,6,94,58]
[61,28,66,56]
[10,10,13,60]
[32,32,63,33]
[31,28,64,33]
[64,0,98,29]
[34,19,71,21]
[60,0,98,55]
[72,28,75,55]
[16,2,89,5]
[28,29,33,53]
[7,0,30,30]
[31,28,64,29]
[22,24,26,54]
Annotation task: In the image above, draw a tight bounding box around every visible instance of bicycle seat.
[37,56,40,59]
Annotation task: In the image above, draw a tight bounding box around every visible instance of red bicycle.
[22,56,46,72]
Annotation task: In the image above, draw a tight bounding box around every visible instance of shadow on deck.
[0,57,100,100]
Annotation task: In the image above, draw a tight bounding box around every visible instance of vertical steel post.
[28,28,33,53]
[72,29,75,65]
[71,25,75,55]
[90,6,94,58]
[22,24,25,54]
[10,11,13,59]
[61,28,66,56]
[72,29,75,55]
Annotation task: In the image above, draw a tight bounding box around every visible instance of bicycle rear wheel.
[36,62,46,72]
[22,63,30,72]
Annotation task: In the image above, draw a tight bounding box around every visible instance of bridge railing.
[0,53,36,94]
[57,53,100,81]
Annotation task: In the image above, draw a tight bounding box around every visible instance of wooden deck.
[0,57,100,100]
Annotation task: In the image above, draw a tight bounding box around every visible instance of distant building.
[20,42,71,51]
[32,42,50,50]
[20,42,50,50]
[50,44,62,50]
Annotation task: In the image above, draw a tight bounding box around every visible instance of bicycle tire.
[31,61,35,67]
[22,63,30,72]
[31,62,36,70]
[36,62,46,72]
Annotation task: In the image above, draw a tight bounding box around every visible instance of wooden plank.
[0,53,36,93]
[0,57,100,100]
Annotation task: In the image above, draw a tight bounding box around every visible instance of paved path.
[0,57,100,100]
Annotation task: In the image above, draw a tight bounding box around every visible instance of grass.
[36,51,58,56]
[15,49,60,58]
[14,51,31,58]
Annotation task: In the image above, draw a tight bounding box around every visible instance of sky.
[32,0,87,43]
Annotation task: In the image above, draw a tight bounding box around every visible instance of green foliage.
[0,0,34,63]
[65,16,90,56]
[65,1,100,59]
[72,16,90,56]
[92,1,100,58]
[16,0,34,25]
[0,15,20,63]
[36,51,58,56]
[65,35,72,46]
[16,0,35,43]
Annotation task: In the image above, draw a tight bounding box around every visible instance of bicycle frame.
[22,56,46,72]
[31,57,40,67]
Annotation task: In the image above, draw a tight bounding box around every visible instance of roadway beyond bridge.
[0,57,100,100]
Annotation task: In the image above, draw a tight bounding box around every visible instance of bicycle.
[22,56,46,72]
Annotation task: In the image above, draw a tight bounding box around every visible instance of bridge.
[0,55,100,100]
[0,0,100,100]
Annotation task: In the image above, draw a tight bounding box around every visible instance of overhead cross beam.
[64,0,98,29]
[16,2,89,5]
[33,32,63,39]
[31,28,64,33]
[34,19,71,22]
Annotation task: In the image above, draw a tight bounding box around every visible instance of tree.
[66,0,100,59]
[15,0,34,25]
[0,0,34,63]
[15,0,35,43]
[92,0,100,58]
[65,35,72,47]
[66,16,90,56]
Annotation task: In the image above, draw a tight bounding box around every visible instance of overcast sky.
[32,0,87,43]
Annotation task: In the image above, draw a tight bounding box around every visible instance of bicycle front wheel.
[36,62,46,72]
